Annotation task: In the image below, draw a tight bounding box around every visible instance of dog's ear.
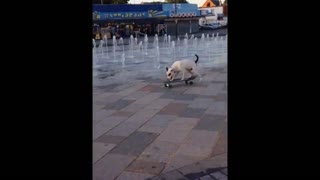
[166,67,168,71]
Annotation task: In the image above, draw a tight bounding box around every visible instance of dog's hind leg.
[192,69,202,81]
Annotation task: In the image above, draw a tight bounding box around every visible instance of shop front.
[92,3,201,39]
[93,4,166,39]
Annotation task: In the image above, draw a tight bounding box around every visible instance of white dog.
[166,54,201,81]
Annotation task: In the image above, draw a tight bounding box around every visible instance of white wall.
[199,6,224,25]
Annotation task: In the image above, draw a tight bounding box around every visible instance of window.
[207,3,211,7]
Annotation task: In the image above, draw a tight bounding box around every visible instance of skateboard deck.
[164,76,197,88]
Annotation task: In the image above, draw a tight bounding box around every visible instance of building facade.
[198,0,226,26]
[92,3,201,39]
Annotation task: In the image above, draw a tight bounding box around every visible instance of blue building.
[92,3,201,39]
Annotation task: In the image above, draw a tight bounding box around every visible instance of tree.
[92,0,129,4]
[165,0,188,3]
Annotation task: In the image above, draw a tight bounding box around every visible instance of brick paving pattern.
[93,66,227,180]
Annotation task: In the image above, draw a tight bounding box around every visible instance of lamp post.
[175,0,178,39]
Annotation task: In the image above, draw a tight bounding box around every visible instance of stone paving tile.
[107,121,142,137]
[163,154,205,173]
[222,83,227,91]
[126,160,166,175]
[161,92,197,101]
[147,170,188,180]
[220,168,227,175]
[194,115,227,132]
[121,103,147,113]
[219,177,228,180]
[93,142,116,164]
[150,82,163,86]
[175,130,219,157]
[184,87,207,95]
[177,162,205,179]
[210,171,226,179]
[172,100,194,105]
[209,81,226,84]
[94,135,126,145]
[112,111,135,117]
[126,109,160,124]
[116,171,154,180]
[93,104,105,112]
[200,175,215,180]
[116,83,149,97]
[205,102,227,116]
[158,103,189,116]
[144,98,174,111]
[93,154,136,180]
[103,99,135,110]
[199,175,215,180]
[213,73,227,82]
[93,109,117,121]
[199,153,227,170]
[113,83,136,91]
[152,154,228,180]
[201,72,220,81]
[140,85,163,93]
[211,127,227,157]
[138,140,179,163]
[139,77,161,83]
[133,92,164,105]
[157,117,199,143]
[93,116,128,140]
[97,94,123,105]
[203,84,225,96]
[110,131,159,156]
[94,92,116,100]
[122,91,149,101]
[188,98,214,109]
[94,84,121,92]
[138,115,177,134]
[170,85,192,92]
[180,108,207,118]
[213,93,227,102]
[92,120,101,127]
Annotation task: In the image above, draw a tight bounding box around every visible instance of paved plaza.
[93,32,227,179]
[93,66,227,180]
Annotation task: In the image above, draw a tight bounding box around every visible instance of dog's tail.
[194,54,199,64]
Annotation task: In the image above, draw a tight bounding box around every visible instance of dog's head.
[166,67,176,81]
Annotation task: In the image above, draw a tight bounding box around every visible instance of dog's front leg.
[181,70,185,81]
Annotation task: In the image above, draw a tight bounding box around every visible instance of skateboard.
[164,76,197,88]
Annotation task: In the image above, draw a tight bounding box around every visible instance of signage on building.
[172,4,181,9]
[93,10,165,20]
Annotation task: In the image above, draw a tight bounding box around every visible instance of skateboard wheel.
[189,81,193,85]
[164,83,172,88]
[185,81,189,84]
